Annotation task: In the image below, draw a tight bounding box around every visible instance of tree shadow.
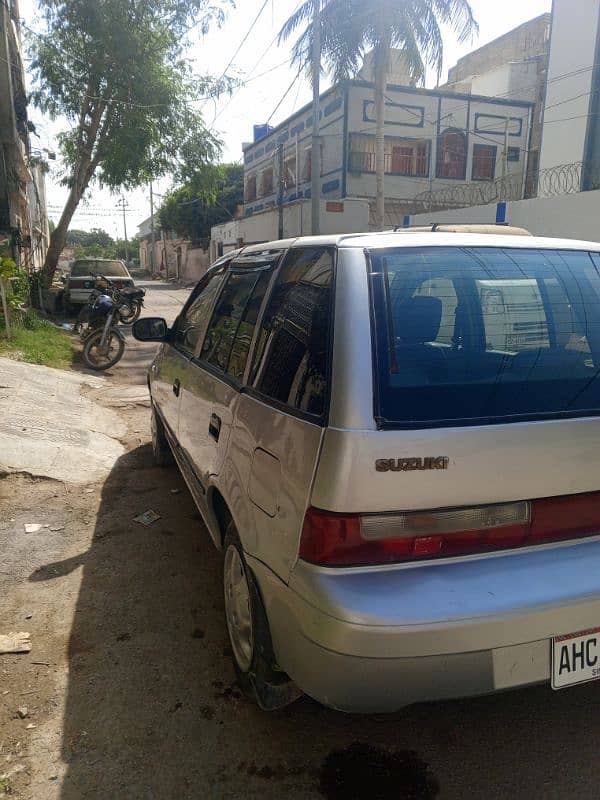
[29,444,600,799]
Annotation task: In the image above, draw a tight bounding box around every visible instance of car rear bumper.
[248,536,600,712]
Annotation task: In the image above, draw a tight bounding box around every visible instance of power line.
[201,0,271,111]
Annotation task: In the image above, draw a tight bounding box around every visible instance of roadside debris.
[0,633,31,654]
[25,723,36,730]
[24,523,47,534]
[17,707,28,719]
[170,488,181,495]
[133,509,161,526]
[49,525,65,532]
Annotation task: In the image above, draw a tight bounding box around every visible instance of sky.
[20,0,552,238]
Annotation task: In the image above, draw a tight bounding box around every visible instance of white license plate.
[552,627,600,689]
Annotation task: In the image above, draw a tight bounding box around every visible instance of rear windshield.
[70,260,128,277]
[369,247,600,427]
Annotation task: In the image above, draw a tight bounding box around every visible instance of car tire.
[151,405,174,466]
[223,522,301,711]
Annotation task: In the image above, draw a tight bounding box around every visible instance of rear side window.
[369,246,600,427]
[201,267,272,380]
[250,247,334,418]
[174,267,225,356]
[70,260,128,277]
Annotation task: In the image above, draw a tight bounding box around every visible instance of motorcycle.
[77,277,126,370]
[92,273,146,323]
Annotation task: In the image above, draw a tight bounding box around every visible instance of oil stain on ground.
[319,742,440,800]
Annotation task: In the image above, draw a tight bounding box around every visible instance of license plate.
[552,627,600,689]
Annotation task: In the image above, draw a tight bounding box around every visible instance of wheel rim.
[224,544,253,672]
[86,332,120,367]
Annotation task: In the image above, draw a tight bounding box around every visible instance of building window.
[348,134,430,176]
[261,168,274,196]
[284,155,296,189]
[472,144,497,181]
[304,143,324,181]
[245,174,257,202]
[390,141,429,176]
[436,128,467,179]
[507,147,520,163]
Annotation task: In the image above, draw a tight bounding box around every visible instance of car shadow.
[29,444,600,799]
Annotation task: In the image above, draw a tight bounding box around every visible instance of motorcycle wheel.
[118,301,141,324]
[82,328,125,371]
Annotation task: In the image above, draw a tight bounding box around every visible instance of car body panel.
[228,393,324,581]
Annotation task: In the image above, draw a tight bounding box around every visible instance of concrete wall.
[540,0,600,173]
[210,198,370,257]
[408,189,600,243]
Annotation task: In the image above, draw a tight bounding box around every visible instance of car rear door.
[176,256,277,517]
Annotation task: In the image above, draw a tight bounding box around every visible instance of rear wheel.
[118,300,141,324]
[151,405,174,466]
[82,328,125,370]
[223,523,301,710]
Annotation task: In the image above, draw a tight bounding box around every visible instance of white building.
[240,73,533,229]
[539,0,600,191]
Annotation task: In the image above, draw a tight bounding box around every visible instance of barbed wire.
[402,161,590,214]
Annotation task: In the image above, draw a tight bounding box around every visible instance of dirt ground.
[4,281,600,799]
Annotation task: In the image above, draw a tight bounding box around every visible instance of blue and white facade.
[242,79,535,221]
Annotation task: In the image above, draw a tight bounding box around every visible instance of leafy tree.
[30,0,232,282]
[281,0,477,229]
[66,228,114,250]
[159,164,244,249]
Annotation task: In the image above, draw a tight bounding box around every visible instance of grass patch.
[0,311,78,369]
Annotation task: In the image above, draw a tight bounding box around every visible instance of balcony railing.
[348,150,428,177]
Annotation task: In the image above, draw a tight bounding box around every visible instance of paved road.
[4,279,600,799]
[107,278,192,385]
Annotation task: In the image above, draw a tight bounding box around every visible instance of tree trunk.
[374,41,389,231]
[42,102,106,285]
[42,182,82,285]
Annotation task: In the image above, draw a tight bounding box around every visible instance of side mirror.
[132,317,169,341]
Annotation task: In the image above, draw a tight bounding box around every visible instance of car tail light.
[299,492,600,567]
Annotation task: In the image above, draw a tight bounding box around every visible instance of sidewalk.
[0,357,126,484]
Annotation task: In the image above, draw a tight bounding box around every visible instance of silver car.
[134,231,600,712]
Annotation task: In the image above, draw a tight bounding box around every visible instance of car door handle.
[209,413,221,442]
[172,378,181,397]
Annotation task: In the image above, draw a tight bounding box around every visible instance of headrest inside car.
[395,295,442,344]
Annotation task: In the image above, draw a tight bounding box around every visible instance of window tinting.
[250,247,334,417]
[201,269,269,379]
[174,267,225,356]
[71,260,128,277]
[370,247,600,427]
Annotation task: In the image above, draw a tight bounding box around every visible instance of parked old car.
[134,229,600,712]
[64,258,134,310]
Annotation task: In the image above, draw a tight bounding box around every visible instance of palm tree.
[279,1,344,235]
[331,0,478,229]
[283,0,478,231]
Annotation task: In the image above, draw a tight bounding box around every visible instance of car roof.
[239,231,600,253]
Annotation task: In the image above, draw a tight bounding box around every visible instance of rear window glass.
[70,260,128,277]
[369,247,600,427]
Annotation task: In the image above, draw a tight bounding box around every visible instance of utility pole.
[310,0,321,236]
[149,183,156,275]
[277,143,285,240]
[502,117,509,201]
[116,196,130,263]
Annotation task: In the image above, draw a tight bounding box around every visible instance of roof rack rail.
[392,222,532,236]
[393,221,511,232]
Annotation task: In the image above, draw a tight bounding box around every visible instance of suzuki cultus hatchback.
[134,232,600,712]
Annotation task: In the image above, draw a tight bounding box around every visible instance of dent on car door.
[233,247,335,580]
[152,267,226,442]
[177,265,274,503]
